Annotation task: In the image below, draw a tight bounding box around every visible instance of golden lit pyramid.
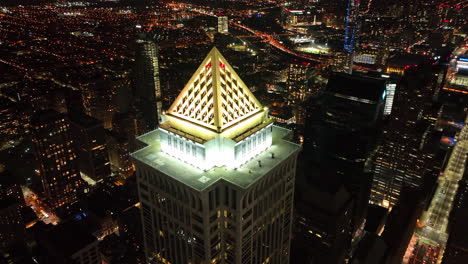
[166,47,264,135]
[132,48,301,264]
[135,47,274,170]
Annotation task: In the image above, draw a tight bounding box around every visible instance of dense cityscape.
[0,0,467,263]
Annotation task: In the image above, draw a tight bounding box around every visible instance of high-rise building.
[0,170,24,206]
[442,208,468,264]
[0,99,25,145]
[286,61,310,106]
[383,81,396,116]
[112,111,138,148]
[0,169,25,248]
[33,221,102,264]
[380,186,424,264]
[0,196,24,248]
[31,110,84,212]
[370,71,435,208]
[343,0,361,73]
[80,73,118,130]
[370,131,430,208]
[108,134,135,179]
[132,48,301,264]
[306,72,386,231]
[217,16,228,33]
[64,88,85,115]
[133,36,162,134]
[296,74,386,263]
[291,167,354,264]
[70,113,111,184]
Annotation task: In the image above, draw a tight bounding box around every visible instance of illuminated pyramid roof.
[167,47,264,133]
[132,48,300,182]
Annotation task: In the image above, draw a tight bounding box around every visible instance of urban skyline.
[0,0,467,264]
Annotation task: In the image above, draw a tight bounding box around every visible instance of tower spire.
[344,0,360,74]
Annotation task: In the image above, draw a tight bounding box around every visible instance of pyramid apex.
[165,48,268,139]
[209,45,221,52]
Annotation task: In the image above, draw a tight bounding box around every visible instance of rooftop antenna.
[344,0,360,74]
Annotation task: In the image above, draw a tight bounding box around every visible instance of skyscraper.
[343,0,360,73]
[69,113,111,184]
[306,72,386,232]
[443,208,468,264]
[370,72,435,208]
[108,134,135,179]
[0,196,24,248]
[31,110,84,212]
[132,48,301,264]
[0,170,25,248]
[134,35,162,134]
[217,16,228,33]
[291,168,354,264]
[286,61,310,106]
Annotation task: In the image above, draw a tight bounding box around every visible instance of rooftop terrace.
[131,125,301,192]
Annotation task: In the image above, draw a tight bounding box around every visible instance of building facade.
[370,71,435,208]
[134,36,162,134]
[0,197,24,248]
[34,221,102,264]
[0,170,26,248]
[70,113,111,184]
[285,62,309,106]
[133,48,301,264]
[217,16,228,33]
[292,180,353,264]
[108,135,135,179]
[31,110,84,211]
[307,72,386,231]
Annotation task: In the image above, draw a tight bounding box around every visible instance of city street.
[402,38,468,263]
[408,242,441,264]
[22,187,59,225]
[404,112,468,264]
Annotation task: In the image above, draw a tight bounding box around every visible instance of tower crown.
[167,47,264,133]
[156,47,272,169]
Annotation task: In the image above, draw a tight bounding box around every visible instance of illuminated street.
[186,4,325,63]
[404,113,468,264]
[22,187,60,225]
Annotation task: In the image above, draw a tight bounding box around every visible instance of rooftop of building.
[295,166,352,215]
[82,184,138,219]
[0,98,16,111]
[35,221,97,257]
[0,170,18,189]
[387,54,427,66]
[455,68,468,75]
[364,204,388,234]
[326,72,386,102]
[20,206,38,224]
[132,125,300,191]
[351,233,388,264]
[0,195,20,210]
[381,186,423,244]
[69,112,103,128]
[269,105,294,120]
[30,109,64,125]
[0,243,37,264]
[449,208,468,247]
